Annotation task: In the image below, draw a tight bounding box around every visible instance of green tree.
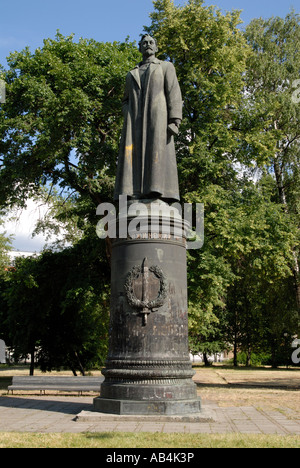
[224,182,298,366]
[3,234,109,375]
[3,255,43,374]
[241,13,300,312]
[0,34,139,371]
[0,33,140,209]
[37,236,110,374]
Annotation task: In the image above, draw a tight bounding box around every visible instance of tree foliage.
[0,33,140,208]
[243,13,300,311]
[2,233,109,374]
[0,2,299,370]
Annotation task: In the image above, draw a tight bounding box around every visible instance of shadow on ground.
[0,396,92,414]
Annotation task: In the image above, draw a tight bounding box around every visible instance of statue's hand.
[167,123,179,136]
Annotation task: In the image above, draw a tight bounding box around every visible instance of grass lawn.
[0,432,299,448]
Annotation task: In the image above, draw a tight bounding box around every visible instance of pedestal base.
[96,204,199,416]
[93,396,201,416]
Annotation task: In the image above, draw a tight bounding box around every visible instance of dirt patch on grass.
[193,366,300,388]
[193,366,300,419]
[199,386,299,412]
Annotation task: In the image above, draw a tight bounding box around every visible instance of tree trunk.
[203,352,210,367]
[75,351,85,376]
[233,332,238,367]
[29,349,35,376]
[270,338,278,368]
[246,346,251,367]
[273,156,288,209]
[292,253,300,311]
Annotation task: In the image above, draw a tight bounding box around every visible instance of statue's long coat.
[114,59,182,201]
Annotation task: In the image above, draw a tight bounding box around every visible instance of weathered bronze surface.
[114,35,182,202]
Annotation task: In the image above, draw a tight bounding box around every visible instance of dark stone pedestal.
[94,201,201,415]
[93,397,201,415]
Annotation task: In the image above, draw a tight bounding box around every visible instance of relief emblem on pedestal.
[124,258,167,325]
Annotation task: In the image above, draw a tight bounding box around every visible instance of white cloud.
[2,198,64,252]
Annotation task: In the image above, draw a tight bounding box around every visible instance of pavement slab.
[0,395,299,435]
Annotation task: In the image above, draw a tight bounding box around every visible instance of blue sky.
[0,0,298,68]
[0,0,298,252]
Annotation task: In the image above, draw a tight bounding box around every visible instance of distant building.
[8,250,38,266]
[189,351,232,364]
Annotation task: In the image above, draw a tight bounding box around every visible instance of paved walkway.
[0,395,299,434]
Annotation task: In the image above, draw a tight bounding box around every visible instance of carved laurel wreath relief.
[124,258,167,324]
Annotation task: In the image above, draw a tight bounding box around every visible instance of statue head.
[139,34,158,59]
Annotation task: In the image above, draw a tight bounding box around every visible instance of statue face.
[140,36,158,58]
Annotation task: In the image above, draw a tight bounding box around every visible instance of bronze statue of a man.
[114,34,183,202]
